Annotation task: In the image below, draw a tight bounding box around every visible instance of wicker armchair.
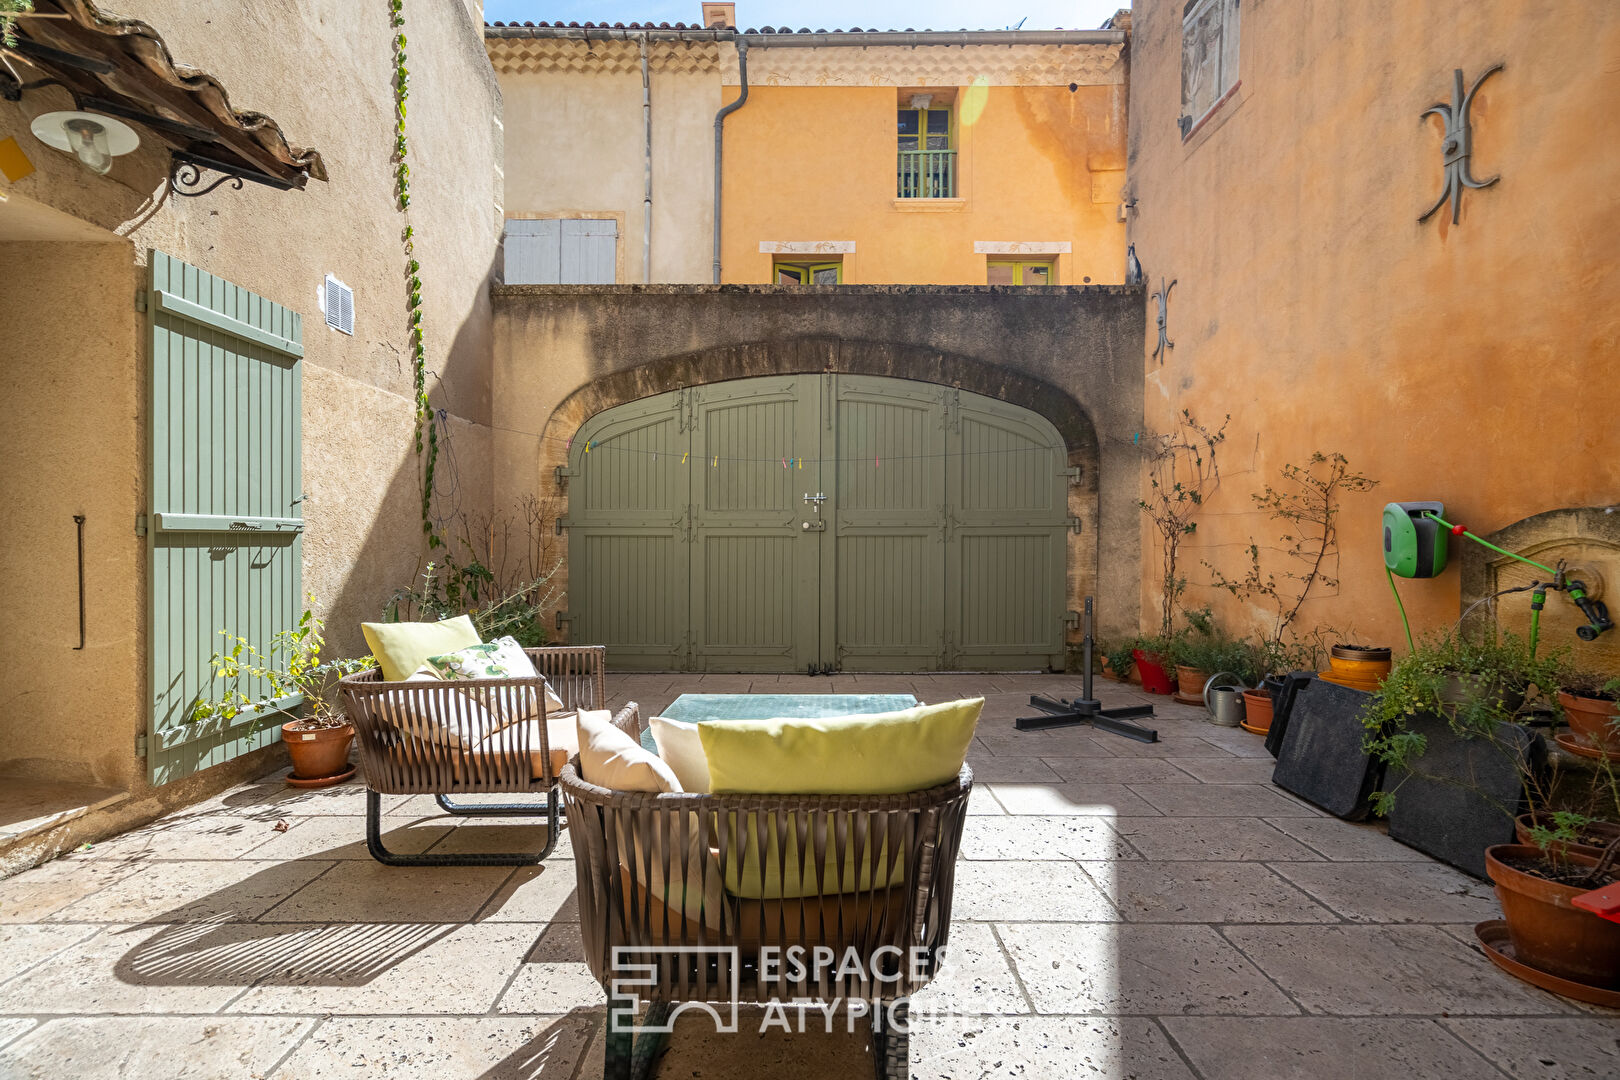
[559,722,973,1080]
[337,644,626,866]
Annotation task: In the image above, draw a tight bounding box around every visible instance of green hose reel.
[1383,501,1449,579]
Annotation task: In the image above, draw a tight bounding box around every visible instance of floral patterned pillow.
[424,636,566,715]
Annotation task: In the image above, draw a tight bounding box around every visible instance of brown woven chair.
[559,724,973,1080]
[337,645,627,866]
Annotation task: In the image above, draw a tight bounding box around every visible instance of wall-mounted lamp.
[28,110,140,175]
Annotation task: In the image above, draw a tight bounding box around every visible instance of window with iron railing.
[897,104,955,198]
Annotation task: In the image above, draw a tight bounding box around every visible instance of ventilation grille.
[323,274,354,335]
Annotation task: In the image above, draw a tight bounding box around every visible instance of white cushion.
[650,715,712,793]
[577,709,681,793]
[423,636,567,715]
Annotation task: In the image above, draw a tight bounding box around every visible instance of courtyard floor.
[0,672,1616,1079]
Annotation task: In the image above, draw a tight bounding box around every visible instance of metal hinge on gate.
[1068,516,1084,534]
[554,465,576,490]
[134,289,148,313]
[555,517,570,535]
[1065,466,1084,485]
[135,733,148,759]
[135,514,148,537]
[554,610,574,630]
[1064,610,1081,630]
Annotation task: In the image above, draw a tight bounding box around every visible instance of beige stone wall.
[493,40,721,283]
[0,0,501,847]
[0,242,142,791]
[1126,0,1620,651]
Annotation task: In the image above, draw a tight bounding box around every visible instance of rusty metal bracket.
[1419,64,1502,226]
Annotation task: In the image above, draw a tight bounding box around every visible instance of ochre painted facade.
[1127,0,1620,650]
[718,82,1127,285]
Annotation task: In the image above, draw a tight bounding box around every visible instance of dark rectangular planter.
[1271,679,1381,820]
[1386,714,1547,879]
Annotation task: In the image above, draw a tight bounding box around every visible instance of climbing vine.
[390,0,441,549]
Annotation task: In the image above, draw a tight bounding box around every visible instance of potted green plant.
[192,606,376,788]
[1099,639,1136,682]
[1363,631,1563,876]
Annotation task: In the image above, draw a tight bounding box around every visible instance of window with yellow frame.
[897,100,955,198]
[987,260,1055,285]
[774,260,843,284]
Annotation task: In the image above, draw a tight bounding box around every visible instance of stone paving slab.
[0,673,1613,1079]
[273,1015,592,1079]
[1161,1017,1501,1080]
[0,1016,313,1080]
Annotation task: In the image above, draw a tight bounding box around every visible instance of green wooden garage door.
[566,374,1067,672]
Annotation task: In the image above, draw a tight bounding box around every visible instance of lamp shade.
[29,111,141,172]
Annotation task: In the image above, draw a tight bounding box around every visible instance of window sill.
[1181,80,1242,146]
[892,198,965,213]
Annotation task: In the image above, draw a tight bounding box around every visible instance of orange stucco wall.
[1127,1,1620,649]
[721,83,1127,285]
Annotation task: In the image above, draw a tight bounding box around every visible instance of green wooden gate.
[146,251,304,783]
[566,374,1067,672]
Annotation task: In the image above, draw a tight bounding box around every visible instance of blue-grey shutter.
[560,218,617,283]
[147,250,304,784]
[504,219,561,284]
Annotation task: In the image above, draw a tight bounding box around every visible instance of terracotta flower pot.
[1560,691,1620,752]
[1133,649,1174,695]
[1241,688,1275,733]
[282,720,355,784]
[1514,812,1620,860]
[1100,657,1130,682]
[1485,844,1620,990]
[1175,665,1211,700]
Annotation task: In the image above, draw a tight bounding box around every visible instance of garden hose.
[1386,565,1415,653]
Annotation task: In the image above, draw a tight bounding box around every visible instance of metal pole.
[1081,596,1095,702]
[711,36,748,283]
[73,514,85,650]
[639,35,652,284]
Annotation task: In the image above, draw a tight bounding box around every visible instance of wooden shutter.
[559,218,617,283]
[504,219,561,284]
[146,250,304,784]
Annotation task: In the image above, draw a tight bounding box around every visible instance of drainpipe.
[640,36,652,283]
[712,35,748,284]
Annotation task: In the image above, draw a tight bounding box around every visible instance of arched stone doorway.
[542,340,1101,672]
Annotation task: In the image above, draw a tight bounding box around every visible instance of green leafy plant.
[1362,631,1563,816]
[388,0,440,551]
[1138,410,1228,641]
[1,1,32,50]
[385,495,564,648]
[1101,638,1138,679]
[191,603,375,733]
[1205,451,1378,673]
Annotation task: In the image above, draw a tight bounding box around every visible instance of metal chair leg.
[366,790,559,867]
[433,792,562,817]
[873,998,909,1080]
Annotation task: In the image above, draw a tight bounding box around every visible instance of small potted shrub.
[1484,836,1620,993]
[193,606,375,788]
[1132,636,1176,695]
[1100,640,1136,682]
[1557,671,1620,758]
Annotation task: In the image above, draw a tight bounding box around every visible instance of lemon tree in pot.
[192,606,375,788]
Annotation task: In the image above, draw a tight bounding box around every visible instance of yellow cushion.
[698,697,982,899]
[361,615,480,683]
[698,697,983,795]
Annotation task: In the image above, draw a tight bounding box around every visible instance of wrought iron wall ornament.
[166,150,296,198]
[1419,64,1502,225]
[1152,277,1176,361]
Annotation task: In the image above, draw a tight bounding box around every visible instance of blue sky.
[482,0,1127,31]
